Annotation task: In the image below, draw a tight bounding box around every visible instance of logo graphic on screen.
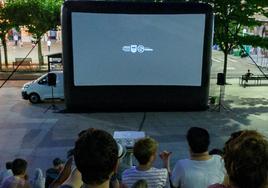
[122,45,153,53]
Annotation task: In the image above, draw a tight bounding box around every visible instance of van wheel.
[29,93,40,104]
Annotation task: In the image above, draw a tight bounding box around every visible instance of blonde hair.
[134,137,158,165]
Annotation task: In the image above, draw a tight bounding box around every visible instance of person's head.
[6,161,12,170]
[223,130,243,153]
[12,158,27,176]
[78,130,87,137]
[131,179,148,188]
[224,130,268,188]
[134,137,158,165]
[248,69,250,73]
[186,127,210,154]
[74,128,118,186]
[53,158,65,170]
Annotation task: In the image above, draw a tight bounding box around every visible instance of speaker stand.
[212,85,231,112]
[44,86,59,113]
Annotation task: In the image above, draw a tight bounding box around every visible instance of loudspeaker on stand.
[217,73,225,85]
[48,73,57,86]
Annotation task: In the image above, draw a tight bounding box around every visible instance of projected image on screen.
[72,13,205,86]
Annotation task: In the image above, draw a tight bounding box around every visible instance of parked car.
[21,71,64,103]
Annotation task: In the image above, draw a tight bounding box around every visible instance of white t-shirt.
[122,166,170,188]
[47,40,51,46]
[171,155,225,188]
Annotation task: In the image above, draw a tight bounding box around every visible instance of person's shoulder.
[176,158,190,164]
[176,158,191,167]
[151,167,168,174]
[211,154,223,159]
[150,167,168,179]
[210,155,224,162]
[2,175,13,183]
[122,166,136,175]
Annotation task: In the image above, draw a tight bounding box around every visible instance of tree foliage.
[187,0,268,82]
[0,2,15,68]
[5,0,63,65]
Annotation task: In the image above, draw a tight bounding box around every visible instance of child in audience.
[122,137,170,188]
[45,158,65,188]
[1,158,30,188]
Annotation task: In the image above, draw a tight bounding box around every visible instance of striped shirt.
[122,166,169,188]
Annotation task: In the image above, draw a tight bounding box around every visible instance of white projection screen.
[62,1,213,111]
[72,13,205,86]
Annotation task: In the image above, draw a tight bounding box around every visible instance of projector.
[113,131,145,149]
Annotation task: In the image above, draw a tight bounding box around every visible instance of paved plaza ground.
[0,42,268,179]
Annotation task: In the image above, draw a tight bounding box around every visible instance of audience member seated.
[31,168,45,188]
[209,130,268,188]
[244,69,254,83]
[45,158,65,188]
[131,179,148,188]
[50,130,88,188]
[0,162,13,185]
[1,158,30,188]
[170,127,225,188]
[49,157,73,188]
[73,128,119,188]
[122,137,170,188]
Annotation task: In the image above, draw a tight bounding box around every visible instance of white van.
[21,71,64,103]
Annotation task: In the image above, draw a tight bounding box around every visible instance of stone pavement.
[0,77,268,178]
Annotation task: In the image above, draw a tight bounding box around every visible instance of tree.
[5,0,62,65]
[0,2,15,69]
[188,0,268,83]
[213,0,268,83]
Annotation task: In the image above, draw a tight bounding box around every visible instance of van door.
[52,73,64,99]
[36,74,52,99]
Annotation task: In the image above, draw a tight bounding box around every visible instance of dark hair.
[12,158,27,175]
[134,138,158,165]
[74,128,118,185]
[6,162,12,170]
[53,158,64,166]
[224,131,243,148]
[186,127,210,153]
[209,148,223,156]
[224,130,268,188]
[78,130,87,137]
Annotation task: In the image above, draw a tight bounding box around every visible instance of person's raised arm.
[159,151,172,174]
[49,157,73,188]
